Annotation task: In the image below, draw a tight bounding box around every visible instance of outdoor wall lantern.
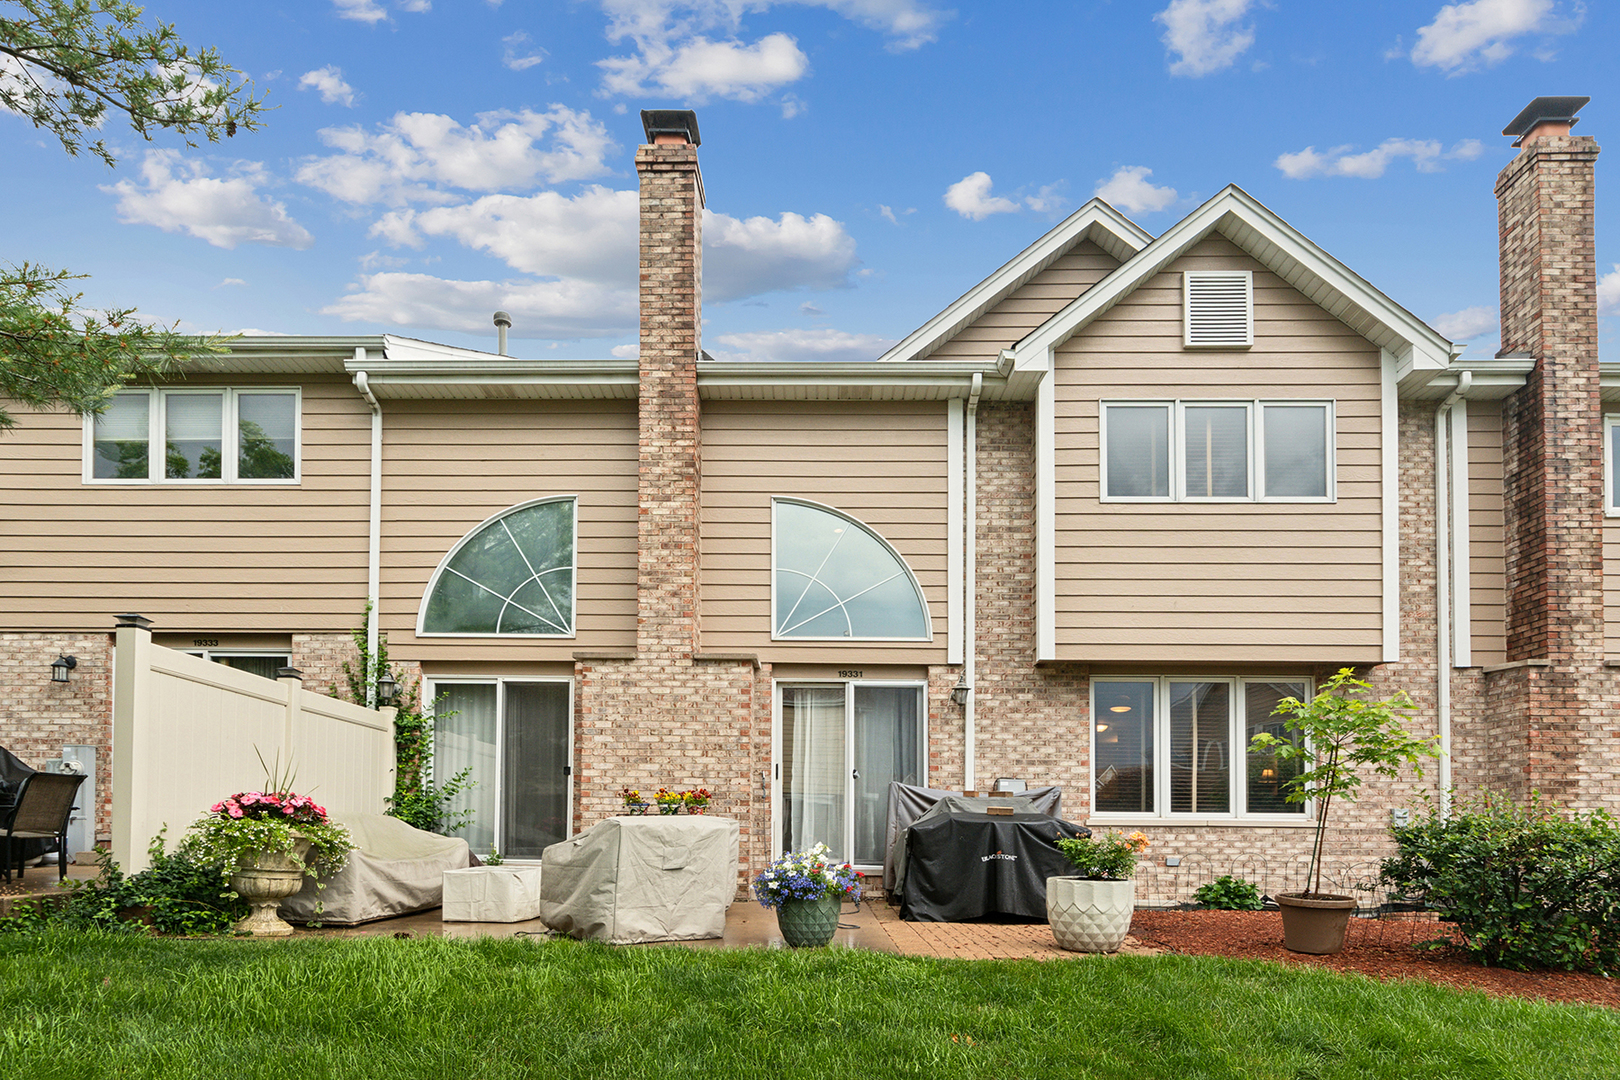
[50,655,77,683]
[950,674,971,708]
[375,670,398,707]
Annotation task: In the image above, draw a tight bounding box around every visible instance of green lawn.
[2,931,1614,1079]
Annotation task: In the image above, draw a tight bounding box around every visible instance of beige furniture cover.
[540,815,739,943]
[442,865,543,923]
[281,813,472,926]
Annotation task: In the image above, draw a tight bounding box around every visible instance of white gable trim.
[1012,185,1455,379]
[878,199,1152,365]
[1382,349,1401,662]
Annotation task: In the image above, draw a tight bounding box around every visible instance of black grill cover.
[898,809,1089,922]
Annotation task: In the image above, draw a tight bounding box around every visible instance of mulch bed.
[1129,909,1618,1011]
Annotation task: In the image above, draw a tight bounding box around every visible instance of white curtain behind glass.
[434,684,498,854]
[852,686,921,865]
[782,686,846,859]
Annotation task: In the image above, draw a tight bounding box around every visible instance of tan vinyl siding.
[0,377,370,631]
[1468,403,1506,667]
[1052,235,1384,664]
[929,241,1119,361]
[701,401,948,664]
[381,398,638,662]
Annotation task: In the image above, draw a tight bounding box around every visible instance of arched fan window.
[772,499,930,640]
[419,498,576,636]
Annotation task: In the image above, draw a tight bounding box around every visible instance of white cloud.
[1275,138,1483,179]
[599,0,947,52]
[1599,265,1620,317]
[1095,166,1177,214]
[598,32,808,102]
[298,66,357,107]
[296,106,615,205]
[333,0,388,22]
[944,172,1019,221]
[1024,182,1069,216]
[705,210,859,301]
[811,0,951,51]
[707,327,898,363]
[104,151,314,250]
[216,277,247,288]
[324,272,636,339]
[781,94,805,119]
[611,343,639,358]
[1155,0,1256,77]
[1432,305,1498,342]
[1409,0,1573,73]
[503,31,547,71]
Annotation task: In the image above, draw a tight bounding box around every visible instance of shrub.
[1,832,247,936]
[1379,793,1620,973]
[1194,875,1264,911]
[1054,831,1150,880]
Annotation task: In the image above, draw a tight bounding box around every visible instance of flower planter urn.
[1276,893,1357,954]
[775,895,843,948]
[1047,876,1135,953]
[229,836,313,937]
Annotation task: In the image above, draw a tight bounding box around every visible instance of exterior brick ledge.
[693,652,761,670]
[1482,658,1553,674]
[573,650,638,661]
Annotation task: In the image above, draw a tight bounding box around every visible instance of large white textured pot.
[229,837,313,937]
[1047,876,1135,953]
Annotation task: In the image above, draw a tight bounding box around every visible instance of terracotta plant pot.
[775,895,843,948]
[1277,892,1357,954]
[228,837,313,937]
[1047,876,1135,953]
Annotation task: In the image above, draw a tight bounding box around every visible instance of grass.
[2,931,1616,1079]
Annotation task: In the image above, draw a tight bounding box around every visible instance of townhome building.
[1,98,1609,899]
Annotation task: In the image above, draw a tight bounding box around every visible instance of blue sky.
[2,0,1615,360]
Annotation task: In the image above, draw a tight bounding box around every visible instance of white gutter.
[1434,369,1471,817]
[964,372,982,791]
[354,356,383,707]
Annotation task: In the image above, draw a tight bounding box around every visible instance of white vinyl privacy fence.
[111,616,396,872]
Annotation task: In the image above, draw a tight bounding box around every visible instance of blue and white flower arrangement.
[752,842,862,910]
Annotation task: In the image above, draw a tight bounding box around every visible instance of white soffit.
[1012,185,1456,378]
[205,335,386,375]
[876,199,1153,365]
[1599,364,1620,403]
[698,360,1014,401]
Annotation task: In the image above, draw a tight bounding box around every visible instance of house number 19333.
[837,669,863,679]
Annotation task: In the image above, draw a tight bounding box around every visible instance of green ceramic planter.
[775,895,843,947]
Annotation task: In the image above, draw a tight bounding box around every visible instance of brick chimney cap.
[641,109,701,146]
[1502,96,1589,137]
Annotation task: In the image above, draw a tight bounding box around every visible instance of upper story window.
[419,497,576,637]
[1183,270,1253,348]
[772,498,930,640]
[1092,676,1309,821]
[1101,400,1335,503]
[1606,415,1620,516]
[86,388,299,483]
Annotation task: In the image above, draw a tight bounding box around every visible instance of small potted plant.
[653,788,683,815]
[1250,667,1439,954]
[620,788,649,815]
[753,842,862,947]
[1048,830,1149,952]
[682,787,711,815]
[182,769,351,937]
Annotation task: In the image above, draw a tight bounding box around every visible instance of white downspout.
[965,372,982,791]
[1434,369,1471,818]
[354,357,383,708]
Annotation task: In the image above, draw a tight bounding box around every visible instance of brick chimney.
[1490,96,1608,805]
[635,109,704,657]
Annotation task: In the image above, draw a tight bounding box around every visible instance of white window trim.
[770,497,934,642]
[1183,270,1254,349]
[1089,675,1315,825]
[417,495,579,639]
[1099,399,1335,504]
[83,387,302,485]
[424,675,574,862]
[1606,414,1620,517]
[770,677,929,869]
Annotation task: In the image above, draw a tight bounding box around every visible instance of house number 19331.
[837,669,863,679]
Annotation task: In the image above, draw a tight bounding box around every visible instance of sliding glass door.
[431,679,571,859]
[779,682,924,867]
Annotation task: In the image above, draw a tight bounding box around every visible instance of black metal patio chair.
[2,772,87,883]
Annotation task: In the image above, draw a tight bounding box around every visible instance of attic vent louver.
[1184,271,1253,348]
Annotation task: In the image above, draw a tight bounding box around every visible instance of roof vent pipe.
[493,310,512,356]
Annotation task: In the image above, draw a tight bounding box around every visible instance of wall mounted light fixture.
[950,674,971,708]
[50,655,77,683]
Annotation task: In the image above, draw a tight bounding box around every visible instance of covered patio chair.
[2,772,87,883]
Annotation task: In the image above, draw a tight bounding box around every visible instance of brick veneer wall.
[0,631,115,843]
[1489,132,1615,809]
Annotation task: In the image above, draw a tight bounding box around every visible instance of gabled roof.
[1010,185,1457,393]
[877,198,1153,365]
